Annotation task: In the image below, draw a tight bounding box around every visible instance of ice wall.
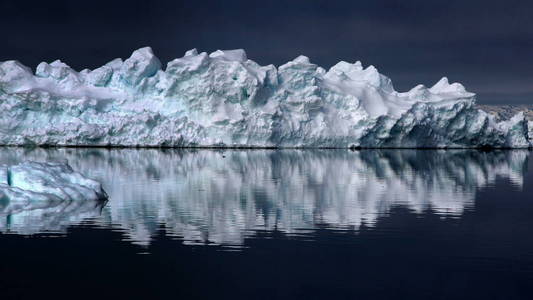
[0,47,530,148]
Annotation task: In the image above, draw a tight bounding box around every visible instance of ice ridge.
[0,47,530,148]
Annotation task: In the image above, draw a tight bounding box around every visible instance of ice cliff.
[0,161,107,233]
[0,47,530,148]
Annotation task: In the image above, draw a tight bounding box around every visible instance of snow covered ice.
[0,161,108,234]
[0,47,530,148]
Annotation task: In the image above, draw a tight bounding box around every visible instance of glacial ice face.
[0,161,107,234]
[0,148,527,245]
[0,47,530,148]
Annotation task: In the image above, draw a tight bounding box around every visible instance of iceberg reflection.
[0,148,528,246]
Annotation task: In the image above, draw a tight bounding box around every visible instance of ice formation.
[0,148,527,244]
[0,161,107,234]
[0,47,530,148]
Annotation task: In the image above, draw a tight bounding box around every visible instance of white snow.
[0,47,530,148]
[0,161,107,234]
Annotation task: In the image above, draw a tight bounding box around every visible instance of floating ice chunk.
[0,161,107,234]
[0,161,107,207]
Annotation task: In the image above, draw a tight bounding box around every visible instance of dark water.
[1,148,533,299]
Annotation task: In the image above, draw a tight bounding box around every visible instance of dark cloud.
[1,0,532,104]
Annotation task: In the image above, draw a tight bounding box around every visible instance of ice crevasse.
[0,47,530,148]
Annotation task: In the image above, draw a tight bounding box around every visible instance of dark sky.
[2,0,532,104]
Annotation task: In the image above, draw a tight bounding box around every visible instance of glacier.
[0,161,107,234]
[0,47,530,148]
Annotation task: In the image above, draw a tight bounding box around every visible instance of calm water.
[1,148,533,299]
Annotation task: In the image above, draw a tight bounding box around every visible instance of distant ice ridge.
[0,47,530,148]
[0,161,107,234]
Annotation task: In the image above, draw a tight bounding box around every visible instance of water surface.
[0,149,532,299]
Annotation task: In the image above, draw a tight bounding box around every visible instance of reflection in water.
[0,148,528,246]
[0,193,106,235]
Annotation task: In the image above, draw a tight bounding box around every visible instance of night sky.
[2,0,532,104]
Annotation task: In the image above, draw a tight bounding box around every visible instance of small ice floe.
[0,161,108,234]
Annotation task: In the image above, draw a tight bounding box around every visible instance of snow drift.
[0,47,530,148]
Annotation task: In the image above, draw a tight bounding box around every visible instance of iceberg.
[0,161,108,234]
[0,47,530,148]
